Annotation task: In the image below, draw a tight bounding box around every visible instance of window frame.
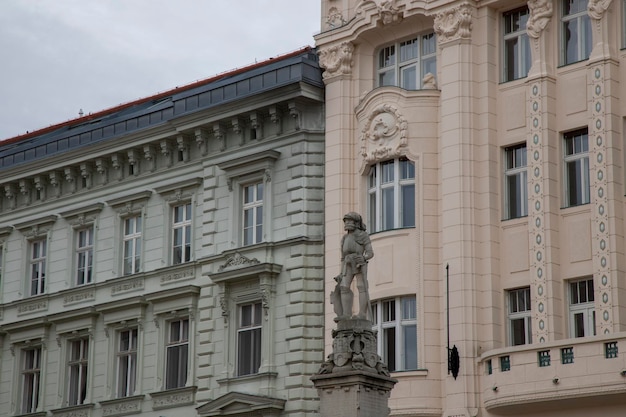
[502,6,531,82]
[116,328,138,398]
[165,317,190,389]
[563,128,590,207]
[20,346,42,414]
[368,157,416,233]
[569,278,596,338]
[376,33,437,90]
[67,336,90,406]
[172,202,193,265]
[507,287,532,346]
[560,0,592,65]
[371,296,418,372]
[504,144,528,219]
[29,238,47,296]
[122,214,142,275]
[75,226,94,286]
[242,181,264,246]
[236,301,263,376]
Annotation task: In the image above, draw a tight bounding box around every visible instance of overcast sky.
[0,1,321,140]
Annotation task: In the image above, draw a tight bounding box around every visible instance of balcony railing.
[480,333,626,413]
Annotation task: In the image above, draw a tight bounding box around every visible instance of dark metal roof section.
[0,48,322,170]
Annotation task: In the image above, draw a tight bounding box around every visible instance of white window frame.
[122,215,142,275]
[569,278,596,337]
[563,128,590,207]
[116,328,138,398]
[172,202,192,265]
[67,337,89,406]
[502,7,531,82]
[165,318,189,389]
[242,182,264,246]
[377,33,437,90]
[29,239,47,296]
[20,346,42,414]
[237,301,263,376]
[371,296,418,372]
[561,0,591,65]
[507,287,532,346]
[504,144,528,219]
[76,226,94,285]
[368,157,416,232]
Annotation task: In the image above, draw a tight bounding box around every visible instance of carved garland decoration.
[360,104,408,164]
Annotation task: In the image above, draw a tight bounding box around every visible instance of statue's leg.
[339,271,354,319]
[356,275,368,319]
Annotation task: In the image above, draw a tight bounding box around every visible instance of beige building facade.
[0,49,325,417]
[316,0,626,416]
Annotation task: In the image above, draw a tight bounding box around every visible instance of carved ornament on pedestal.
[434,3,473,43]
[360,104,408,164]
[318,42,354,79]
[326,6,346,29]
[378,0,402,25]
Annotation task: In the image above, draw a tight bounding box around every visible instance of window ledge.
[390,369,428,379]
[149,386,197,410]
[99,395,144,417]
[50,403,95,417]
[217,371,278,385]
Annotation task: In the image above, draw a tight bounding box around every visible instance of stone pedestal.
[311,318,397,417]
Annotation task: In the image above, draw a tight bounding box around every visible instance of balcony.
[480,333,626,414]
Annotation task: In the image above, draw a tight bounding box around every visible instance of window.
[172,203,192,264]
[504,144,528,219]
[243,182,263,246]
[21,346,42,414]
[237,302,262,376]
[561,0,591,64]
[507,287,532,346]
[76,227,94,285]
[29,239,46,296]
[503,7,531,81]
[377,34,437,90]
[368,157,415,232]
[372,296,417,372]
[564,129,590,207]
[165,318,189,389]
[116,328,138,398]
[123,216,142,275]
[569,278,596,337]
[68,338,89,406]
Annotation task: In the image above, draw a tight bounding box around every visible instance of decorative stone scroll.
[526,0,553,39]
[360,104,408,164]
[318,42,354,79]
[588,0,612,20]
[434,3,473,43]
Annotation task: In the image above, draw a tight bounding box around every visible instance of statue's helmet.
[343,212,366,231]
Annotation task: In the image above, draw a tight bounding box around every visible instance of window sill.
[389,369,428,379]
[217,371,278,385]
[99,395,144,417]
[150,386,197,410]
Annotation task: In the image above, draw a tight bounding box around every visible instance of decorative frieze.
[17,299,49,316]
[150,386,196,410]
[111,278,144,295]
[63,290,95,306]
[100,396,143,417]
[160,267,195,284]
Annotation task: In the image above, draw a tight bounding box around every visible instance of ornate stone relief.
[318,42,354,79]
[218,252,260,272]
[360,104,408,163]
[377,0,402,25]
[434,3,473,43]
[588,0,612,20]
[526,0,553,39]
[326,6,346,29]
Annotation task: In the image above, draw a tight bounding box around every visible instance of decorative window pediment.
[106,190,152,215]
[218,150,279,191]
[196,391,285,417]
[209,252,282,286]
[60,203,104,228]
[15,215,57,238]
[154,177,202,203]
